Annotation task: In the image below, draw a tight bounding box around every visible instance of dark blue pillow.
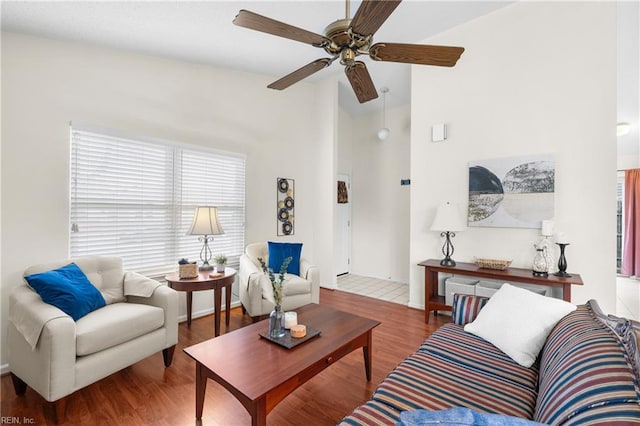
[24,263,106,321]
[268,242,302,276]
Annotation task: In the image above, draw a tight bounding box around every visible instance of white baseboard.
[320,283,338,290]
[408,301,425,310]
[180,300,241,323]
[1,363,10,375]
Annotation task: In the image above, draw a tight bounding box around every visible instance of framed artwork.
[337,180,349,203]
[277,178,295,235]
[468,154,554,229]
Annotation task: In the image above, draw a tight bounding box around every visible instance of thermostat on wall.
[432,123,447,142]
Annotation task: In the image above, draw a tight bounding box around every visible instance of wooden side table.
[165,268,236,337]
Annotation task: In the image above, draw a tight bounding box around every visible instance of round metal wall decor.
[276,178,295,235]
[278,178,289,193]
[282,221,293,235]
[284,196,294,210]
[278,208,289,222]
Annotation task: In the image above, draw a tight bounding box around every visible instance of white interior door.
[335,174,351,276]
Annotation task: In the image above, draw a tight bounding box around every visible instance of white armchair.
[239,242,320,319]
[8,256,178,424]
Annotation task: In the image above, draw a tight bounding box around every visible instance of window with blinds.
[70,127,245,276]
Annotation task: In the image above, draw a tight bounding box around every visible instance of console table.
[418,259,584,324]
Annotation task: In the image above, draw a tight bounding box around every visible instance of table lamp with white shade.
[188,206,225,271]
[431,202,467,267]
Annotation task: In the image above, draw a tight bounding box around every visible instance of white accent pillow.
[463,283,576,367]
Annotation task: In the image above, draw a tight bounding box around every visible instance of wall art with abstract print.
[468,154,554,228]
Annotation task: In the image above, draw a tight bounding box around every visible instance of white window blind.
[70,127,245,276]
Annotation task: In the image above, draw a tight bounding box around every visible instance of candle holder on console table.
[554,243,571,277]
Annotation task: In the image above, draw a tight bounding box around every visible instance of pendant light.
[377,87,390,140]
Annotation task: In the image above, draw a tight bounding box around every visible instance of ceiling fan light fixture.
[377,127,391,140]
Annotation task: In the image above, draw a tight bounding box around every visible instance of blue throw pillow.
[268,242,302,276]
[397,407,544,426]
[24,263,106,321]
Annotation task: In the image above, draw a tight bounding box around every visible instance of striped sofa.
[341,296,640,425]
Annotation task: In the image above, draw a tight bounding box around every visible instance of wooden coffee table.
[183,303,380,426]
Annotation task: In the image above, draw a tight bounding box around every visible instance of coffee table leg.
[195,362,207,420]
[363,330,373,381]
[214,286,222,337]
[187,291,193,327]
[250,399,267,426]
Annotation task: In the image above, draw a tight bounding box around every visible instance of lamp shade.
[430,202,466,232]
[187,206,224,236]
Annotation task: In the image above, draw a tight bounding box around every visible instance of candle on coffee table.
[284,311,297,329]
[291,324,306,338]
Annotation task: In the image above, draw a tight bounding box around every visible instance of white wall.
[0,32,335,366]
[409,2,617,312]
[349,104,411,283]
[616,0,640,170]
[337,106,353,177]
[312,78,339,289]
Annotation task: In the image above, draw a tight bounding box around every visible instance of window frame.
[69,124,246,277]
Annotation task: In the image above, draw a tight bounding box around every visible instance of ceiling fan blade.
[233,9,330,47]
[268,58,333,90]
[345,61,378,103]
[350,0,402,37]
[369,43,465,67]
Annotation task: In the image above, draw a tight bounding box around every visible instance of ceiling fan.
[233,0,465,104]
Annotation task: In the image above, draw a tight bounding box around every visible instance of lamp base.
[440,258,456,267]
[199,263,214,271]
[532,271,548,277]
[553,271,572,278]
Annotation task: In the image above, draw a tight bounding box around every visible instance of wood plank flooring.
[1,288,448,425]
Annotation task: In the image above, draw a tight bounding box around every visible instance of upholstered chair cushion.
[76,303,165,356]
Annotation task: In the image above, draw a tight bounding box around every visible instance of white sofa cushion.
[76,302,164,356]
[464,283,576,367]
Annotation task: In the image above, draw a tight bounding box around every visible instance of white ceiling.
[1,0,637,159]
[0,0,510,115]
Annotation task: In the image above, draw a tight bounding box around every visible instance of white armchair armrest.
[8,285,76,401]
[8,285,70,350]
[239,254,271,317]
[300,258,320,303]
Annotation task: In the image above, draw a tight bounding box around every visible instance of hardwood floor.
[1,288,448,425]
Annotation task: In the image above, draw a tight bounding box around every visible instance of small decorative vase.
[216,264,225,273]
[532,247,548,277]
[269,305,286,338]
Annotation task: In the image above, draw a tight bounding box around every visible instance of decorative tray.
[474,258,512,270]
[259,326,321,349]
